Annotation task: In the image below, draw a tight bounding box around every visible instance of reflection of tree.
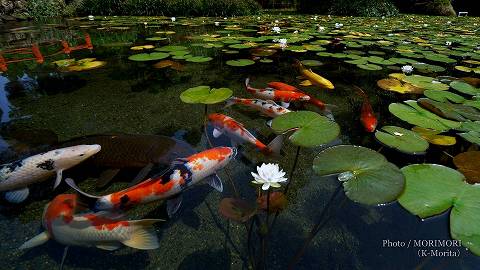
[0,75,13,123]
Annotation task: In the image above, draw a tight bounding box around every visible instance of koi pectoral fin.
[53,169,63,189]
[207,174,223,192]
[19,231,49,249]
[4,187,29,203]
[281,102,290,108]
[166,194,183,218]
[212,128,223,138]
[96,243,122,251]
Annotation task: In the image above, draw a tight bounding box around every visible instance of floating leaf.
[272,111,340,148]
[450,81,480,96]
[398,164,480,255]
[257,192,287,213]
[413,62,446,73]
[411,126,456,146]
[130,45,154,50]
[128,52,169,61]
[219,198,256,223]
[145,37,167,41]
[423,90,465,103]
[375,126,428,154]
[453,151,480,184]
[418,98,480,121]
[226,59,255,67]
[156,45,188,52]
[313,145,405,205]
[403,75,449,91]
[185,56,213,63]
[251,48,277,57]
[377,78,422,94]
[389,100,461,131]
[357,63,382,71]
[180,86,232,104]
[301,60,322,67]
[64,58,106,72]
[459,131,480,146]
[153,60,183,71]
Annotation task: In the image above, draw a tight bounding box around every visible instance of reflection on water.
[0,75,12,123]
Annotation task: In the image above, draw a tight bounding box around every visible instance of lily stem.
[287,183,342,269]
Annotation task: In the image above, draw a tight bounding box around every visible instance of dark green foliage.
[26,0,66,18]
[74,0,261,16]
[298,0,399,16]
[393,0,456,16]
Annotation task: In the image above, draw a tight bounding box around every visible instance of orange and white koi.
[245,78,309,108]
[208,113,283,155]
[354,86,378,132]
[225,97,291,118]
[295,60,334,90]
[267,81,333,111]
[19,194,162,251]
[66,147,236,217]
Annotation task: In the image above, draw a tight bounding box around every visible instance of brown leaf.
[453,151,480,184]
[257,192,288,213]
[219,198,256,223]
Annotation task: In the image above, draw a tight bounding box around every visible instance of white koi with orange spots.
[20,194,162,251]
[225,97,291,118]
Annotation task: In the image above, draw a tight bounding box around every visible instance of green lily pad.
[375,126,429,154]
[313,145,405,205]
[271,111,340,148]
[357,63,382,71]
[459,131,480,146]
[156,45,188,52]
[450,81,480,96]
[128,52,170,61]
[418,98,480,122]
[185,56,213,63]
[403,75,450,91]
[259,58,273,63]
[398,164,480,255]
[228,44,253,49]
[389,100,461,131]
[424,90,466,103]
[412,63,446,73]
[145,37,168,41]
[180,86,232,104]
[226,59,255,67]
[301,60,323,67]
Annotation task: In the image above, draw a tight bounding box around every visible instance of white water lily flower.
[251,163,288,190]
[293,30,298,34]
[446,41,452,46]
[401,65,414,74]
[88,15,94,21]
[275,20,279,23]
[278,38,288,49]
[314,16,318,20]
[171,17,176,22]
[214,21,220,26]
[335,23,343,29]
[318,26,325,32]
[272,26,281,33]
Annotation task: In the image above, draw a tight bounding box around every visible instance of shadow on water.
[177,248,232,270]
[19,241,151,269]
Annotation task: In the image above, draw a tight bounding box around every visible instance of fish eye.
[79,154,85,156]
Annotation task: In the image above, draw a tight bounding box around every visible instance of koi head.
[94,195,116,211]
[186,147,237,178]
[43,194,78,228]
[208,113,229,127]
[52,144,101,170]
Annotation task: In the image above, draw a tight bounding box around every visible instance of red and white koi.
[245,78,310,108]
[19,194,162,251]
[66,147,236,217]
[208,113,283,154]
[225,97,291,118]
[267,81,335,112]
[0,145,101,203]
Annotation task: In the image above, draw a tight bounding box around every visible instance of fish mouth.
[86,144,102,156]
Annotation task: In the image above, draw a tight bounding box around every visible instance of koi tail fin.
[122,219,163,250]
[245,78,250,89]
[19,231,49,250]
[353,85,368,99]
[263,134,285,156]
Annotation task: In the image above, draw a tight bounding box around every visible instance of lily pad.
[411,126,456,146]
[398,164,480,255]
[180,86,232,104]
[453,151,480,184]
[251,48,277,57]
[219,198,256,223]
[313,145,405,205]
[459,131,480,146]
[271,111,340,148]
[389,100,461,131]
[450,81,480,96]
[423,90,466,103]
[357,63,382,71]
[377,78,422,94]
[301,60,322,67]
[185,56,213,63]
[375,126,428,154]
[418,98,480,122]
[156,45,188,52]
[130,45,154,50]
[257,192,287,213]
[226,59,255,67]
[403,75,449,91]
[128,52,169,61]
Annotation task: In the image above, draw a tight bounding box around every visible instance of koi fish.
[19,194,162,252]
[224,97,291,118]
[0,145,101,203]
[295,60,334,90]
[267,81,332,111]
[245,78,309,108]
[66,147,236,217]
[208,113,283,155]
[59,134,196,188]
[354,86,378,132]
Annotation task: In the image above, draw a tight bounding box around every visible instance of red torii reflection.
[0,33,93,72]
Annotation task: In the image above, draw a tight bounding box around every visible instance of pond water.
[0,15,479,269]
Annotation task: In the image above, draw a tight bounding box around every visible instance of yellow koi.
[296,60,334,90]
